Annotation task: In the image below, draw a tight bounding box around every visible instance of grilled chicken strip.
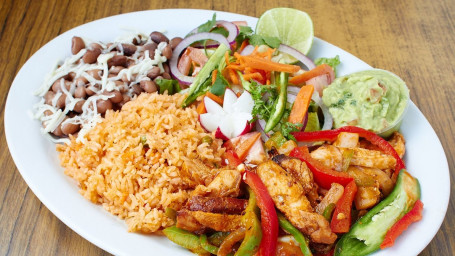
[256,161,337,244]
[186,196,247,215]
[176,210,243,233]
[191,169,242,198]
[272,154,314,194]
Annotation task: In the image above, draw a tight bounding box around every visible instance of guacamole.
[322,69,409,135]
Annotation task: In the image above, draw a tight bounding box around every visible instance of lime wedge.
[256,8,314,62]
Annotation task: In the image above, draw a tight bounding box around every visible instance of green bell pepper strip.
[182,43,230,108]
[208,232,230,247]
[235,187,262,256]
[334,170,421,256]
[199,234,219,255]
[162,226,208,255]
[277,212,313,256]
[264,72,288,133]
[322,203,336,221]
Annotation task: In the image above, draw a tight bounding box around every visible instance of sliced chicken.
[256,161,337,244]
[272,154,315,194]
[354,186,381,210]
[388,131,406,159]
[340,147,397,169]
[176,210,242,233]
[186,196,247,215]
[182,159,216,186]
[333,132,359,148]
[310,145,344,171]
[315,183,344,215]
[191,169,242,198]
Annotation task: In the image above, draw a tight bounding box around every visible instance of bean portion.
[38,31,179,139]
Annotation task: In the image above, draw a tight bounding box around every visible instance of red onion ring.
[278,44,316,71]
[256,119,270,142]
[170,32,230,85]
[311,91,333,131]
[188,20,239,48]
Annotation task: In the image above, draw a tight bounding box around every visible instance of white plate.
[4,9,450,256]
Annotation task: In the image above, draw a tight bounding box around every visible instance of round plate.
[4,9,450,256]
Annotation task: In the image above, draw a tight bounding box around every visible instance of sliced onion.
[278,44,316,71]
[306,74,329,97]
[188,21,239,48]
[287,93,296,104]
[256,119,270,142]
[170,32,230,85]
[240,45,255,56]
[311,91,333,131]
[287,86,301,96]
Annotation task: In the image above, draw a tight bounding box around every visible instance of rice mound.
[57,93,224,232]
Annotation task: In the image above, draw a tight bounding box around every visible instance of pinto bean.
[74,86,86,98]
[56,94,66,109]
[161,45,172,59]
[61,121,80,135]
[140,80,158,93]
[102,90,123,103]
[170,37,183,50]
[119,43,137,56]
[147,66,161,79]
[96,99,113,114]
[142,42,157,58]
[109,66,124,75]
[52,123,64,137]
[162,72,171,79]
[131,84,143,95]
[73,100,85,113]
[74,76,88,86]
[44,91,55,105]
[71,36,85,54]
[90,43,103,50]
[150,31,169,44]
[107,55,127,68]
[87,69,102,80]
[163,63,170,74]
[83,48,101,64]
[85,84,100,96]
[52,79,70,93]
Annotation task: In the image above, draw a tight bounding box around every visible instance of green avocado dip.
[322,69,409,136]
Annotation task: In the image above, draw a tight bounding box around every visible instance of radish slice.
[223,88,238,113]
[307,74,330,97]
[199,90,255,140]
[199,113,222,132]
[204,96,225,115]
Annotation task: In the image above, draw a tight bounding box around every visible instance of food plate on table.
[4,9,449,256]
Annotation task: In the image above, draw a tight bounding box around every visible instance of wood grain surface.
[1,0,454,255]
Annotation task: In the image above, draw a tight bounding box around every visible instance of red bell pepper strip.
[223,150,242,168]
[330,180,358,233]
[380,200,424,249]
[243,171,278,256]
[290,146,353,189]
[292,126,405,175]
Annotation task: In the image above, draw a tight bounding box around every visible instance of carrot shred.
[236,132,261,161]
[243,72,263,81]
[289,64,334,85]
[228,68,239,85]
[206,91,224,105]
[238,55,300,73]
[225,51,230,66]
[196,98,206,114]
[288,85,314,124]
[211,69,218,85]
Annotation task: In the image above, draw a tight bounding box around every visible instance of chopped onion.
[170,32,230,85]
[287,86,301,95]
[278,44,316,71]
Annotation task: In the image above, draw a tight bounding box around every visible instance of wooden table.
[1,0,453,255]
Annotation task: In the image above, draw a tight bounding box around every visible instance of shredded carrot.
[206,91,224,105]
[237,55,300,73]
[236,132,261,161]
[211,69,218,85]
[243,72,263,81]
[238,40,249,53]
[225,51,230,66]
[288,85,315,125]
[289,64,334,85]
[196,98,206,114]
[228,68,239,85]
